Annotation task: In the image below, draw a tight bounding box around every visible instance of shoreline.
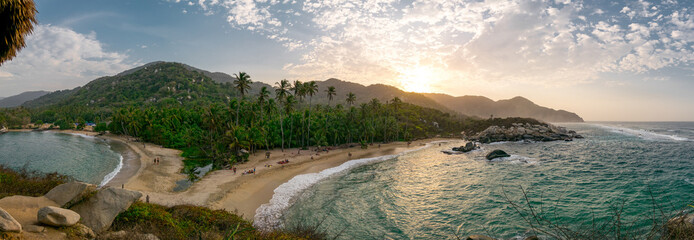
[4,129,453,221]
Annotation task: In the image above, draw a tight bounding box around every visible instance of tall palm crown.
[275,79,291,101]
[0,0,37,65]
[346,92,356,107]
[257,86,270,104]
[292,80,303,99]
[325,86,336,104]
[233,72,252,98]
[305,81,318,98]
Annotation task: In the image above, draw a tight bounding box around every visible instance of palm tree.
[391,97,402,141]
[345,92,356,143]
[324,86,336,143]
[0,0,37,65]
[346,92,356,107]
[275,79,291,151]
[325,86,336,106]
[305,81,318,148]
[284,95,297,148]
[233,72,252,124]
[257,86,270,150]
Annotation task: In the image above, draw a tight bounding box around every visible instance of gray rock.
[466,235,495,240]
[45,181,97,208]
[70,188,142,233]
[37,206,80,227]
[524,236,540,240]
[25,225,45,233]
[0,207,21,232]
[486,149,510,160]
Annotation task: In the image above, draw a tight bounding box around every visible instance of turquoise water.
[271,123,694,239]
[0,131,123,185]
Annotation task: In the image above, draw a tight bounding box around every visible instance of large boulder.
[70,188,142,233]
[45,181,97,208]
[0,207,21,233]
[37,206,80,227]
[451,142,479,153]
[486,149,510,160]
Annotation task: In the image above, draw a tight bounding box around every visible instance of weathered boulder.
[45,181,97,208]
[486,149,510,160]
[24,225,45,233]
[524,236,539,240]
[469,123,582,143]
[0,207,21,232]
[37,206,80,227]
[98,230,160,240]
[465,235,495,240]
[70,188,142,233]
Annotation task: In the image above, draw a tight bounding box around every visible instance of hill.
[423,93,583,122]
[0,91,50,108]
[24,62,240,108]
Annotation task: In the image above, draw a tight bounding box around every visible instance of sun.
[396,66,434,93]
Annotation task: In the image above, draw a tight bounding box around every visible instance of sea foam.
[595,124,689,141]
[99,155,123,187]
[253,141,445,230]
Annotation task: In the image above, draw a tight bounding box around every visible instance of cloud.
[178,0,694,91]
[0,25,135,96]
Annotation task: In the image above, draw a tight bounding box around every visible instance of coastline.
[4,129,451,221]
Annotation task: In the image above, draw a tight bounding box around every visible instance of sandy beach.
[42,130,447,220]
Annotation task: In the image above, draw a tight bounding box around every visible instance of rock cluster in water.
[485,149,510,160]
[468,123,583,143]
[0,181,143,239]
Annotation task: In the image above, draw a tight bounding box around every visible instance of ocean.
[0,131,124,186]
[259,122,694,239]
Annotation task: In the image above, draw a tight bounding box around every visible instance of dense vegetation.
[0,62,543,169]
[0,165,70,199]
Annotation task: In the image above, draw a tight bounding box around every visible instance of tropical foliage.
[0,0,37,64]
[0,62,543,169]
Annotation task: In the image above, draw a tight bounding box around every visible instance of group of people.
[242,168,256,175]
[152,157,160,165]
[277,159,290,164]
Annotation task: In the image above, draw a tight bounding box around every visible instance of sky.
[0,0,693,121]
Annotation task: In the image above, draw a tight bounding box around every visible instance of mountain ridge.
[0,91,50,108]
[22,61,583,122]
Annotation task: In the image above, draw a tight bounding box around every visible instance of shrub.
[0,165,71,198]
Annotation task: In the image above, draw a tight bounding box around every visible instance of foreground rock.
[468,123,583,143]
[70,187,142,233]
[45,181,97,208]
[37,206,80,227]
[0,207,22,232]
[454,142,479,152]
[486,149,510,160]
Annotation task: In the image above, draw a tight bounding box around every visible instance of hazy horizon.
[1,0,693,121]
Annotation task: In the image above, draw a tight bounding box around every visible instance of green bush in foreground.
[0,165,71,198]
[112,201,325,240]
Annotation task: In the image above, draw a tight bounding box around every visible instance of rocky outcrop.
[45,181,97,208]
[0,207,22,233]
[455,142,479,152]
[468,123,583,143]
[70,187,142,233]
[74,223,96,239]
[486,150,510,160]
[37,206,80,227]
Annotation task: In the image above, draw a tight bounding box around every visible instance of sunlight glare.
[397,66,435,93]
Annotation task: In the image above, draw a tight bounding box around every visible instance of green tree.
[233,72,252,124]
[275,79,291,151]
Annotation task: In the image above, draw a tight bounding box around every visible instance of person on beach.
[266,152,271,159]
[233,167,236,174]
[146,195,150,203]
[348,152,352,158]
[253,167,256,174]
